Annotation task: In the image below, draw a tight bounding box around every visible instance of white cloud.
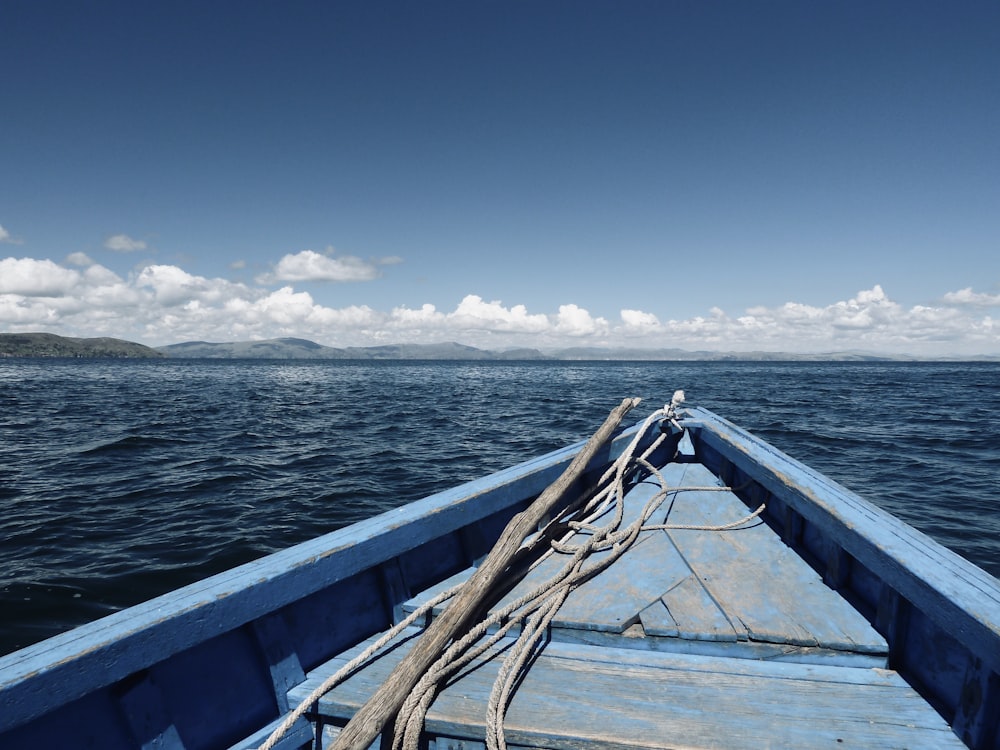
[135,264,254,307]
[390,303,444,326]
[66,252,94,266]
[680,284,1000,355]
[0,294,57,326]
[105,234,147,252]
[255,287,325,325]
[1,254,998,355]
[620,309,661,332]
[136,265,212,306]
[0,224,20,244]
[259,248,383,284]
[554,304,609,337]
[0,257,80,296]
[942,287,1000,307]
[447,295,549,332]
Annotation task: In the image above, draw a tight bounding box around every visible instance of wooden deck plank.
[636,597,680,637]
[642,574,739,641]
[552,533,681,633]
[660,463,887,654]
[496,532,690,634]
[483,477,741,637]
[291,628,962,750]
[403,461,886,661]
[403,479,693,633]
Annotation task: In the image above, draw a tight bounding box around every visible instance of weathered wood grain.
[330,398,642,750]
[403,461,886,663]
[294,628,964,750]
[661,462,887,655]
[648,574,739,641]
[687,406,1000,746]
[686,406,1000,672]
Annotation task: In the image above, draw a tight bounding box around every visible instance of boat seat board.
[403,460,887,664]
[289,628,963,750]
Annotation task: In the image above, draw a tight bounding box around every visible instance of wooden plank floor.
[291,628,963,750]
[286,458,965,749]
[406,461,887,667]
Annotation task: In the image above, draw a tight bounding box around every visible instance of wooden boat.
[2,397,998,750]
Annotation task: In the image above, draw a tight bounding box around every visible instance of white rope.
[642,500,767,532]
[257,584,462,750]
[259,392,766,750]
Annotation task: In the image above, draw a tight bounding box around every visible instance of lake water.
[1,359,998,655]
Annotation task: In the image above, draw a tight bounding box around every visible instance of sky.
[2,1,998,356]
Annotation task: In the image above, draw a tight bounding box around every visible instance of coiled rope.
[259,393,764,750]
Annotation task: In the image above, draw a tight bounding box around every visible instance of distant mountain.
[158,338,349,359]
[0,332,164,358]
[340,342,549,360]
[5,332,995,361]
[550,346,715,361]
[343,342,492,359]
[157,339,942,361]
[155,338,550,360]
[546,347,950,362]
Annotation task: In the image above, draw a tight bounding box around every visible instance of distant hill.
[342,342,549,360]
[5,332,995,361]
[156,338,939,361]
[158,338,348,359]
[549,347,916,362]
[0,332,164,358]
[155,339,998,361]
[157,338,551,360]
[551,346,716,361]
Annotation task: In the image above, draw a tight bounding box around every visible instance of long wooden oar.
[331,397,642,750]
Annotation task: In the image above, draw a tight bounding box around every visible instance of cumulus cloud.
[0,253,389,344]
[942,287,1000,307]
[691,284,1000,354]
[258,248,384,284]
[1,254,998,356]
[448,295,550,332]
[554,304,609,336]
[104,234,147,252]
[137,265,213,306]
[620,309,661,331]
[390,303,444,327]
[0,257,80,296]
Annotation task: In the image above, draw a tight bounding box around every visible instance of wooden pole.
[330,397,642,750]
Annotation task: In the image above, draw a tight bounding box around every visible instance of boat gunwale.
[0,420,652,733]
[685,405,1000,676]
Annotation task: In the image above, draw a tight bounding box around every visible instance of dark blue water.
[1,359,998,655]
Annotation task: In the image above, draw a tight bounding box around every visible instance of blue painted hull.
[1,405,997,749]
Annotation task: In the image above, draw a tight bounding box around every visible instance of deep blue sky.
[2,1,998,354]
